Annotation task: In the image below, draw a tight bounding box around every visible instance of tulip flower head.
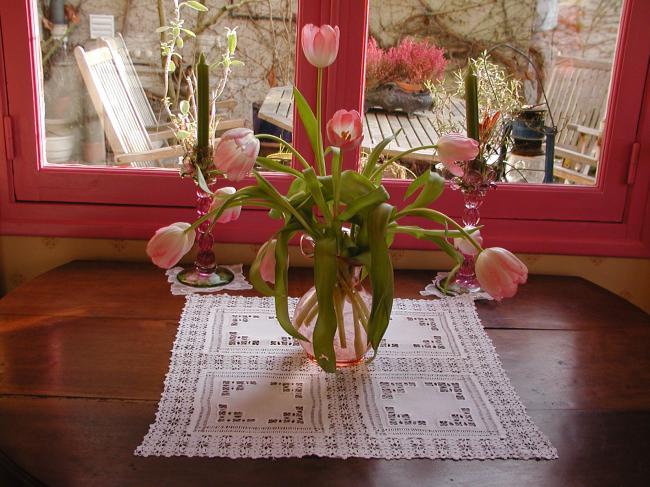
[146,222,196,269]
[454,227,483,257]
[213,128,260,182]
[210,187,241,223]
[475,247,528,301]
[257,239,277,284]
[326,109,363,150]
[301,24,340,68]
[436,133,480,176]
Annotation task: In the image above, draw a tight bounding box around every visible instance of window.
[1,0,648,256]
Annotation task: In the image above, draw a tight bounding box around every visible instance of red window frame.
[1,0,649,256]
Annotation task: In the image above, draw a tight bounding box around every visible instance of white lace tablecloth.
[166,265,252,295]
[135,294,557,460]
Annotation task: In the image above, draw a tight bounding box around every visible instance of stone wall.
[60,0,296,122]
[47,0,622,123]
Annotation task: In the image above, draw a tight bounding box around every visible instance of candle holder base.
[433,272,482,297]
[177,267,234,288]
[440,277,482,296]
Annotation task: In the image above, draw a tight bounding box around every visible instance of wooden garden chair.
[74,45,183,168]
[101,34,245,136]
[546,56,612,184]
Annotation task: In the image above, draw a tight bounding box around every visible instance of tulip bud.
[436,133,480,176]
[454,227,483,256]
[210,187,241,223]
[301,24,340,68]
[326,109,363,150]
[256,239,277,284]
[475,247,528,301]
[213,128,260,182]
[146,222,196,269]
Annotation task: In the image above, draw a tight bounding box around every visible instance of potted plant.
[147,24,528,372]
[365,37,446,113]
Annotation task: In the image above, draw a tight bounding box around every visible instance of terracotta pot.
[365,82,432,114]
[394,80,425,93]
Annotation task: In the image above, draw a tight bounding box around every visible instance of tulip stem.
[396,208,484,253]
[255,134,311,171]
[316,68,326,176]
[370,144,438,180]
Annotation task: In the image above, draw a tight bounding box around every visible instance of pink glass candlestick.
[447,189,484,294]
[177,185,234,288]
[437,167,493,296]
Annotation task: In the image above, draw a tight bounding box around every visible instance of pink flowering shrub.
[366,37,447,89]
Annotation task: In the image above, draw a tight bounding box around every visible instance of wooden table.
[0,261,649,486]
[258,86,466,161]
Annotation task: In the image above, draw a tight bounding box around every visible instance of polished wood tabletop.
[0,261,648,486]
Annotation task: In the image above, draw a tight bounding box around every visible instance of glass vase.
[442,167,493,295]
[446,189,485,294]
[292,264,371,367]
[177,186,234,287]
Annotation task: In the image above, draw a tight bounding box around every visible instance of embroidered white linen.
[135,294,557,459]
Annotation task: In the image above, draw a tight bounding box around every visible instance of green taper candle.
[197,52,209,150]
[465,63,480,143]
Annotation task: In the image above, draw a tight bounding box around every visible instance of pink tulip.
[213,128,260,182]
[454,227,483,256]
[256,239,277,284]
[326,109,363,150]
[301,24,340,68]
[146,222,196,269]
[475,247,528,301]
[436,133,480,176]
[210,187,241,223]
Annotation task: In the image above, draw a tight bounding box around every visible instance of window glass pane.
[36,0,295,172]
[366,0,622,186]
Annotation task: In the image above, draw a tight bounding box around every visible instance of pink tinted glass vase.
[441,167,493,295]
[293,264,371,368]
[447,189,484,294]
[177,186,234,287]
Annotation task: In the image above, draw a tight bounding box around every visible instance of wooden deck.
[258,86,465,161]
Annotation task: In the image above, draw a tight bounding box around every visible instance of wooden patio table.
[258,86,466,161]
[0,261,648,486]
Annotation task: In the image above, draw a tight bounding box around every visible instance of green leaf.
[311,236,339,372]
[319,170,377,204]
[249,240,275,297]
[180,27,196,38]
[395,207,448,225]
[229,60,245,67]
[361,130,402,177]
[330,147,342,215]
[195,166,213,195]
[176,37,184,48]
[175,130,191,140]
[255,156,302,178]
[302,167,332,222]
[273,228,308,341]
[366,203,395,353]
[183,1,208,11]
[179,100,190,115]
[255,172,315,235]
[155,26,170,33]
[292,86,319,158]
[168,60,176,72]
[394,225,479,240]
[336,186,389,221]
[402,169,445,211]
